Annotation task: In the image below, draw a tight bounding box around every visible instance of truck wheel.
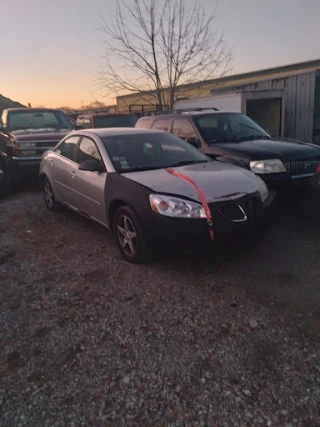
[0,167,11,198]
[43,177,63,212]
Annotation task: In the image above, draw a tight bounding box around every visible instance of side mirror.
[185,136,201,149]
[78,159,104,172]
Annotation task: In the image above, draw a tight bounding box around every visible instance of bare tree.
[98,0,232,110]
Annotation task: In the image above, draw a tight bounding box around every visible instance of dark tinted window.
[152,119,171,131]
[93,115,138,128]
[172,119,198,139]
[194,113,270,143]
[55,136,80,162]
[101,132,209,173]
[78,137,102,164]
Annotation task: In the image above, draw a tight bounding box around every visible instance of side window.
[55,136,80,162]
[78,137,103,165]
[172,119,198,140]
[1,110,8,127]
[135,118,153,129]
[82,118,92,129]
[152,119,171,131]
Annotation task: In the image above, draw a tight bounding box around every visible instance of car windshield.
[7,110,74,131]
[93,115,138,128]
[102,132,210,173]
[194,113,271,143]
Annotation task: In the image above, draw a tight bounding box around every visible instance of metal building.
[175,59,320,143]
[118,59,320,143]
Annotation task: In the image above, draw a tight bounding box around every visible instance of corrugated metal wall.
[212,72,316,142]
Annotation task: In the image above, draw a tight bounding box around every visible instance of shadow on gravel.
[154,187,320,316]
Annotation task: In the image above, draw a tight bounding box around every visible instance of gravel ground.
[1,183,320,427]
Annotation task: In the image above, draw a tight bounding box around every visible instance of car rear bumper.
[136,191,276,249]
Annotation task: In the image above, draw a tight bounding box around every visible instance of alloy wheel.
[44,180,54,210]
[117,215,138,257]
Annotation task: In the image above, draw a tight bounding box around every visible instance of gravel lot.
[1,182,320,427]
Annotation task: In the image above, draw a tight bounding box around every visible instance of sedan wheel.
[113,206,150,263]
[117,215,138,257]
[43,177,62,212]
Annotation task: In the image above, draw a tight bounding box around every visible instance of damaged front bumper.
[136,190,277,250]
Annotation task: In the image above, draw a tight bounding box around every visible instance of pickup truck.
[0,108,74,196]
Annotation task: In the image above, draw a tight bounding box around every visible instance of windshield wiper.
[10,128,34,132]
[121,165,166,173]
[168,160,209,167]
[121,160,209,173]
[235,135,271,142]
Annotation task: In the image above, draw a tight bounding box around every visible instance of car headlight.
[250,159,286,174]
[256,175,268,202]
[149,194,206,218]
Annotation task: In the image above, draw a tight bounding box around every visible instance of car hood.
[10,129,72,141]
[210,137,320,161]
[121,161,260,203]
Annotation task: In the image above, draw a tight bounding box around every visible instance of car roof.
[138,111,237,120]
[74,128,168,138]
[5,107,64,113]
[78,112,136,118]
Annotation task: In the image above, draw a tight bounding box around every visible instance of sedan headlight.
[256,175,268,202]
[250,159,286,174]
[149,194,206,218]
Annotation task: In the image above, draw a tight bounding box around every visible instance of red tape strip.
[167,167,214,241]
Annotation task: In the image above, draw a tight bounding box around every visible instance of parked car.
[40,128,275,263]
[0,108,74,196]
[75,112,138,129]
[135,112,320,190]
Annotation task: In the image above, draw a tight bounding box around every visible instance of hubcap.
[44,181,54,209]
[117,215,137,257]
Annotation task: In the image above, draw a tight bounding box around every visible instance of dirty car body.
[40,128,275,263]
[0,108,74,194]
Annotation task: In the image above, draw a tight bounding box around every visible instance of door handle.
[70,171,76,178]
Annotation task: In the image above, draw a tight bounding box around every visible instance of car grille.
[210,195,261,223]
[284,160,319,177]
[218,204,247,221]
[19,140,60,156]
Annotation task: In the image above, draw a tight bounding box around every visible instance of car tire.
[113,206,150,264]
[0,167,11,198]
[43,177,63,212]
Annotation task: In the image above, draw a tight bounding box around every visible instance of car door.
[71,136,107,224]
[172,119,203,151]
[151,118,172,132]
[50,135,81,205]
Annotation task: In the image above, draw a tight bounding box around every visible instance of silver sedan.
[40,128,275,263]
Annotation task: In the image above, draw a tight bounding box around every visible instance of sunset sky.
[1,0,320,109]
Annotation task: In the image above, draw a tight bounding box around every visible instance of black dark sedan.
[135,112,320,189]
